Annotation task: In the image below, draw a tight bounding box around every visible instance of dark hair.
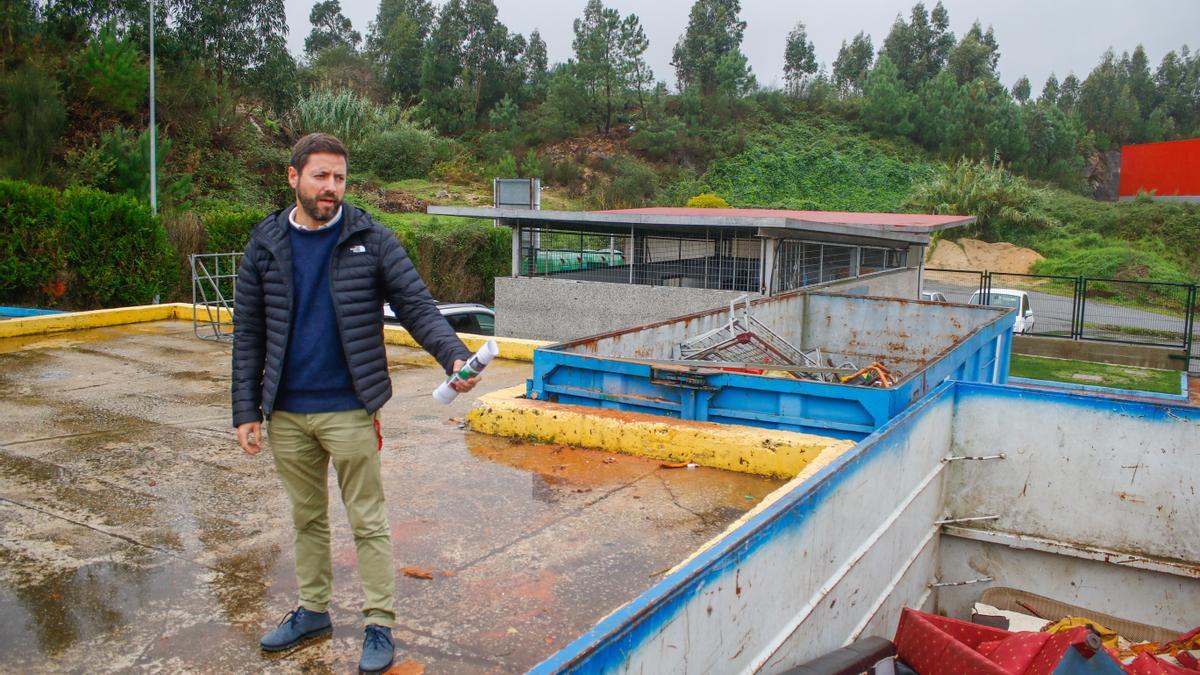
[290,133,349,173]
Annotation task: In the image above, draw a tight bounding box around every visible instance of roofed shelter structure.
[428,205,974,341]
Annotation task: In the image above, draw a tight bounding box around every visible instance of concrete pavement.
[0,321,782,673]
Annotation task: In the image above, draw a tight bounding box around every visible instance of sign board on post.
[493,178,541,210]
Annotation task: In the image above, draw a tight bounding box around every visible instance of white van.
[968,288,1035,334]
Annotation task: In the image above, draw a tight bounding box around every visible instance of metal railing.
[924,267,1199,372]
[517,226,762,292]
[191,252,241,343]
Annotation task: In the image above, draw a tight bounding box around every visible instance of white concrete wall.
[495,268,920,343]
[495,277,759,341]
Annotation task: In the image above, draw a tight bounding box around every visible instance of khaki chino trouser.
[267,409,394,627]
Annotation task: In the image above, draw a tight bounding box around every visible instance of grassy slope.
[687,116,1200,284]
[701,117,939,212]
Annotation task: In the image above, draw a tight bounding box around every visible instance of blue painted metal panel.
[527,292,1016,437]
[0,306,65,317]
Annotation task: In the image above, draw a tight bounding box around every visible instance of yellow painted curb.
[172,304,233,323]
[467,385,856,479]
[1,303,548,363]
[0,303,182,339]
[384,325,551,362]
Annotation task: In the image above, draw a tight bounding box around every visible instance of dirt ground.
[925,238,1045,274]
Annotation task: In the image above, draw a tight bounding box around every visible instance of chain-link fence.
[925,267,1199,372]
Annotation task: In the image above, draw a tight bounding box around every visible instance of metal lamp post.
[149,0,157,216]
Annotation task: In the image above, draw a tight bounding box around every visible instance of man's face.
[288,152,347,224]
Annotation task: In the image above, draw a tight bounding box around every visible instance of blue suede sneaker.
[358,624,395,674]
[259,607,333,652]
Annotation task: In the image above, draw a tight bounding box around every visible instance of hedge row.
[200,208,508,305]
[1,181,508,309]
[0,180,178,308]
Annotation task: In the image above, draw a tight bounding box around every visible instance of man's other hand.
[450,359,482,393]
[238,421,263,455]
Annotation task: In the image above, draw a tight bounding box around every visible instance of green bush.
[627,117,687,160]
[58,187,178,307]
[905,157,1056,240]
[393,220,509,304]
[0,181,64,304]
[545,158,585,190]
[0,181,178,308]
[518,150,542,178]
[485,152,519,180]
[204,208,265,253]
[67,125,192,206]
[686,193,730,208]
[1034,243,1192,284]
[1033,243,1194,308]
[357,126,448,181]
[597,156,657,208]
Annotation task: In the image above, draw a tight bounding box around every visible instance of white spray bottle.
[433,340,499,404]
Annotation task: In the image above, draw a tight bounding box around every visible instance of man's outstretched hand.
[238,421,263,455]
[450,359,482,393]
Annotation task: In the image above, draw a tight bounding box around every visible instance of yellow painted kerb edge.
[383,326,550,362]
[0,303,549,362]
[467,385,856,479]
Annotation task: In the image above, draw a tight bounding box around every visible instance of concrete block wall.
[494,268,921,343]
[494,277,760,341]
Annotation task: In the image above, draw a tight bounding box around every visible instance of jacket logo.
[349,245,366,253]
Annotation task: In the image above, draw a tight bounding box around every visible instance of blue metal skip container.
[527,291,1015,440]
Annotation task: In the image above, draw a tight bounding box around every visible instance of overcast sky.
[283,0,1199,93]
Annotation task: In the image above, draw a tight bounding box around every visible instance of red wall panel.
[1118,138,1200,198]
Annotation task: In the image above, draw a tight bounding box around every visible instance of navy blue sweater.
[274,215,362,413]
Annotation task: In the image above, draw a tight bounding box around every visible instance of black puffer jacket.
[231,206,471,427]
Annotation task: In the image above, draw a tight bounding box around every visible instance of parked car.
[968,288,1035,334]
[383,302,496,336]
[920,290,948,303]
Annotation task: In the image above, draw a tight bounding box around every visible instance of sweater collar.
[287,205,343,232]
[260,204,370,251]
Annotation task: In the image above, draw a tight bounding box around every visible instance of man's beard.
[297,189,341,222]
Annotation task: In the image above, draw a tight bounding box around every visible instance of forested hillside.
[1,0,1197,309]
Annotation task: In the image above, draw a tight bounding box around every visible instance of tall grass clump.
[905,157,1057,241]
[291,89,387,147]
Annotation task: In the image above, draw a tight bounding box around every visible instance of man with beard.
[232,133,479,673]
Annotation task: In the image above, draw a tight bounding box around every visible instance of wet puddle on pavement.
[0,322,787,673]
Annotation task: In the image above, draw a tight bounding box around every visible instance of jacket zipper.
[328,235,366,405]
